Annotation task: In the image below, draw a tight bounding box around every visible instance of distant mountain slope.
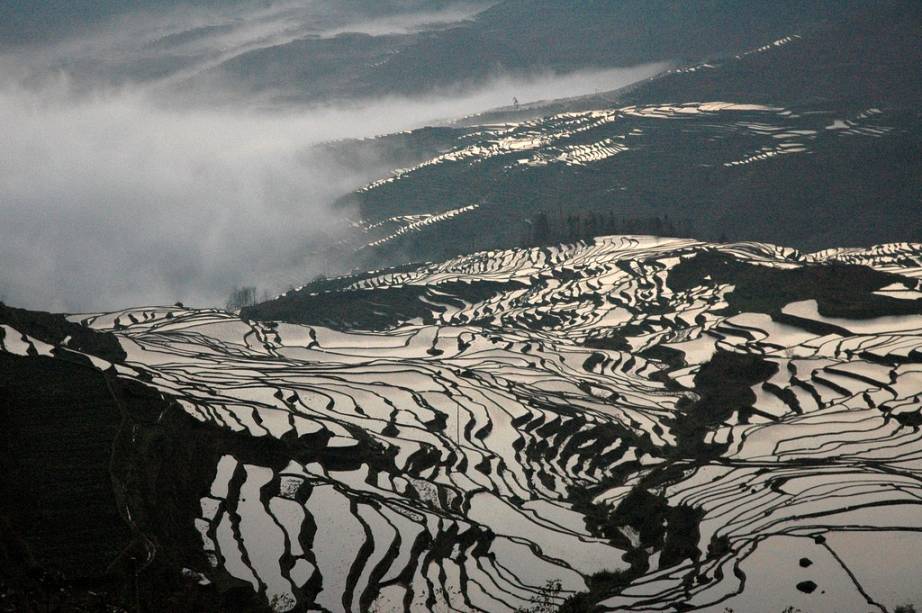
[368,0,864,90]
[621,0,922,110]
[345,104,921,260]
[338,1,922,264]
[31,0,892,106]
[188,0,877,103]
[0,0,464,50]
[6,237,922,611]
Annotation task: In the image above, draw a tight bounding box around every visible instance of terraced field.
[343,96,920,267]
[338,13,922,267]
[4,237,922,611]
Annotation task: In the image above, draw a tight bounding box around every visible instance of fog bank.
[0,3,665,312]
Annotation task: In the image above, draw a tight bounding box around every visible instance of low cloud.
[5,1,495,93]
[0,82,371,312]
[0,3,665,313]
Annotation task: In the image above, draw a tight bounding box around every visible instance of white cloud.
[0,3,666,312]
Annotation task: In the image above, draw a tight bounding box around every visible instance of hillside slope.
[6,237,922,611]
[339,1,922,265]
[192,0,869,104]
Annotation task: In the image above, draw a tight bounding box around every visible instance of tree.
[225,286,257,311]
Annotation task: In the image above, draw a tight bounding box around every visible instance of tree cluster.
[527,210,695,247]
[225,286,257,312]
